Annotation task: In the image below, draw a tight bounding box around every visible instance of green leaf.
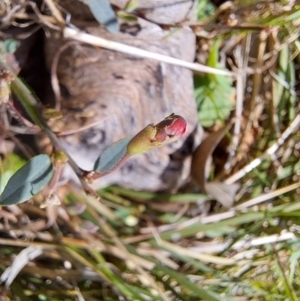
[207,39,220,70]
[88,0,119,33]
[103,186,212,203]
[274,44,289,107]
[2,39,20,53]
[194,41,234,127]
[153,264,227,301]
[197,0,215,21]
[0,154,54,205]
[124,0,138,12]
[117,11,138,23]
[287,59,296,121]
[205,225,236,238]
[0,153,26,193]
[195,74,234,127]
[94,138,130,173]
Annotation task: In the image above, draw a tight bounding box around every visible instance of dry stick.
[226,35,251,169]
[225,114,300,185]
[0,4,23,27]
[26,2,60,31]
[63,27,235,77]
[44,0,65,26]
[6,101,40,130]
[230,74,243,157]
[234,181,300,210]
[242,31,267,151]
[51,41,79,111]
[225,48,244,170]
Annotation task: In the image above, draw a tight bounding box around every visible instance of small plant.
[0,77,186,206]
[84,113,186,181]
[0,42,187,206]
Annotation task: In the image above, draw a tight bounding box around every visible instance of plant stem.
[83,153,131,182]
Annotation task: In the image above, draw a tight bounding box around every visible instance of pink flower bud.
[154,114,186,142]
[127,113,187,155]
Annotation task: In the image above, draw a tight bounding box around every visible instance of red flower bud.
[154,114,186,142]
[127,113,187,155]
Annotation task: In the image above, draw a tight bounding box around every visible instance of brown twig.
[51,41,79,111]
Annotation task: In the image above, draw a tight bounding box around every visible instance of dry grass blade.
[63,27,235,77]
[157,240,247,265]
[44,0,65,25]
[225,114,300,184]
[235,182,300,210]
[0,246,43,287]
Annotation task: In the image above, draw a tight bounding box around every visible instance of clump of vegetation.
[1,0,300,300]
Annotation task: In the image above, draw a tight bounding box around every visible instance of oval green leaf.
[94,138,130,173]
[0,154,54,206]
[88,0,119,33]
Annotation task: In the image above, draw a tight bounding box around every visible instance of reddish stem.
[83,153,131,182]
